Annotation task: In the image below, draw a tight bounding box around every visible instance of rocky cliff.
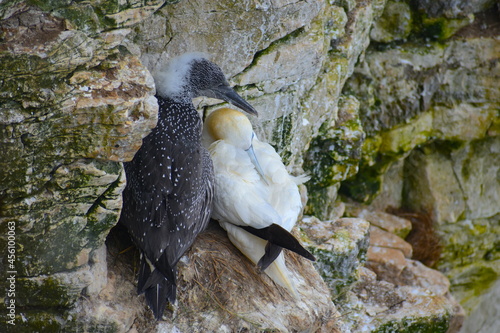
[0,0,498,332]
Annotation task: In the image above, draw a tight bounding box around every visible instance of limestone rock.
[437,215,500,313]
[76,224,342,333]
[432,103,497,142]
[461,279,500,333]
[366,246,407,281]
[136,0,326,77]
[369,225,412,258]
[339,267,464,333]
[339,208,464,332]
[345,37,500,135]
[403,146,466,225]
[300,216,370,298]
[0,3,157,330]
[369,159,404,211]
[340,6,500,317]
[370,1,413,43]
[342,10,500,203]
[344,203,412,238]
[404,136,500,225]
[305,96,365,219]
[450,136,500,220]
[414,0,496,18]
[399,260,451,297]
[402,137,500,312]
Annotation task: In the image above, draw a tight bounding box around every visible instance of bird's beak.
[207,85,258,116]
[245,144,269,185]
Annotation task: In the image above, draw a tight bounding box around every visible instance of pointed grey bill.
[246,143,269,185]
[202,85,258,116]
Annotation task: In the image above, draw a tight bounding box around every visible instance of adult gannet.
[202,108,313,296]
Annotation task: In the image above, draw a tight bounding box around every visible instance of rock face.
[341,1,500,319]
[0,2,157,331]
[1,0,499,332]
[339,205,464,333]
[76,224,341,333]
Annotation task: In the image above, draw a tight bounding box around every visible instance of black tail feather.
[257,243,283,271]
[240,224,315,262]
[144,279,176,321]
[137,254,176,320]
[137,255,151,294]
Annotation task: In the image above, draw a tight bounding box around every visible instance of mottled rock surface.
[340,207,465,333]
[84,223,341,333]
[0,2,157,331]
[342,1,500,322]
[301,216,370,298]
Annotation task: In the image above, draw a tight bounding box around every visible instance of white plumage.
[203,108,310,296]
[153,52,207,101]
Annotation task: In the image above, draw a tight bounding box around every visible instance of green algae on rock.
[305,95,365,219]
[300,216,370,298]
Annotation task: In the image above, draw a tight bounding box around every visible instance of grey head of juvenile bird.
[155,53,258,116]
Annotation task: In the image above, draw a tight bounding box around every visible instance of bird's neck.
[156,95,202,143]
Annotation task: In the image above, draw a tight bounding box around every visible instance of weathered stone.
[366,245,407,280]
[345,36,500,135]
[401,136,500,309]
[333,0,387,76]
[369,225,413,258]
[344,203,412,238]
[305,95,364,218]
[432,103,497,142]
[437,215,500,313]
[301,216,370,299]
[75,224,342,333]
[0,159,125,277]
[415,0,496,18]
[337,33,500,203]
[461,279,500,333]
[379,112,433,156]
[0,3,157,329]
[398,260,450,297]
[338,267,464,333]
[403,146,466,225]
[233,27,325,94]
[137,0,326,77]
[450,136,500,220]
[369,158,404,211]
[339,204,464,331]
[370,1,413,43]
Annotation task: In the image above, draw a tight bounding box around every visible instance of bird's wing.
[121,135,212,269]
[148,142,213,267]
[252,140,290,184]
[251,139,304,230]
[120,132,172,247]
[209,141,281,229]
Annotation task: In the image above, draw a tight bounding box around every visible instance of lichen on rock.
[0,2,157,331]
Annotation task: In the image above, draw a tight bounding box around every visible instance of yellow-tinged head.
[204,108,254,150]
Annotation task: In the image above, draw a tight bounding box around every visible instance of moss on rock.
[372,314,451,333]
[301,217,370,299]
[437,215,500,312]
[305,96,364,217]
